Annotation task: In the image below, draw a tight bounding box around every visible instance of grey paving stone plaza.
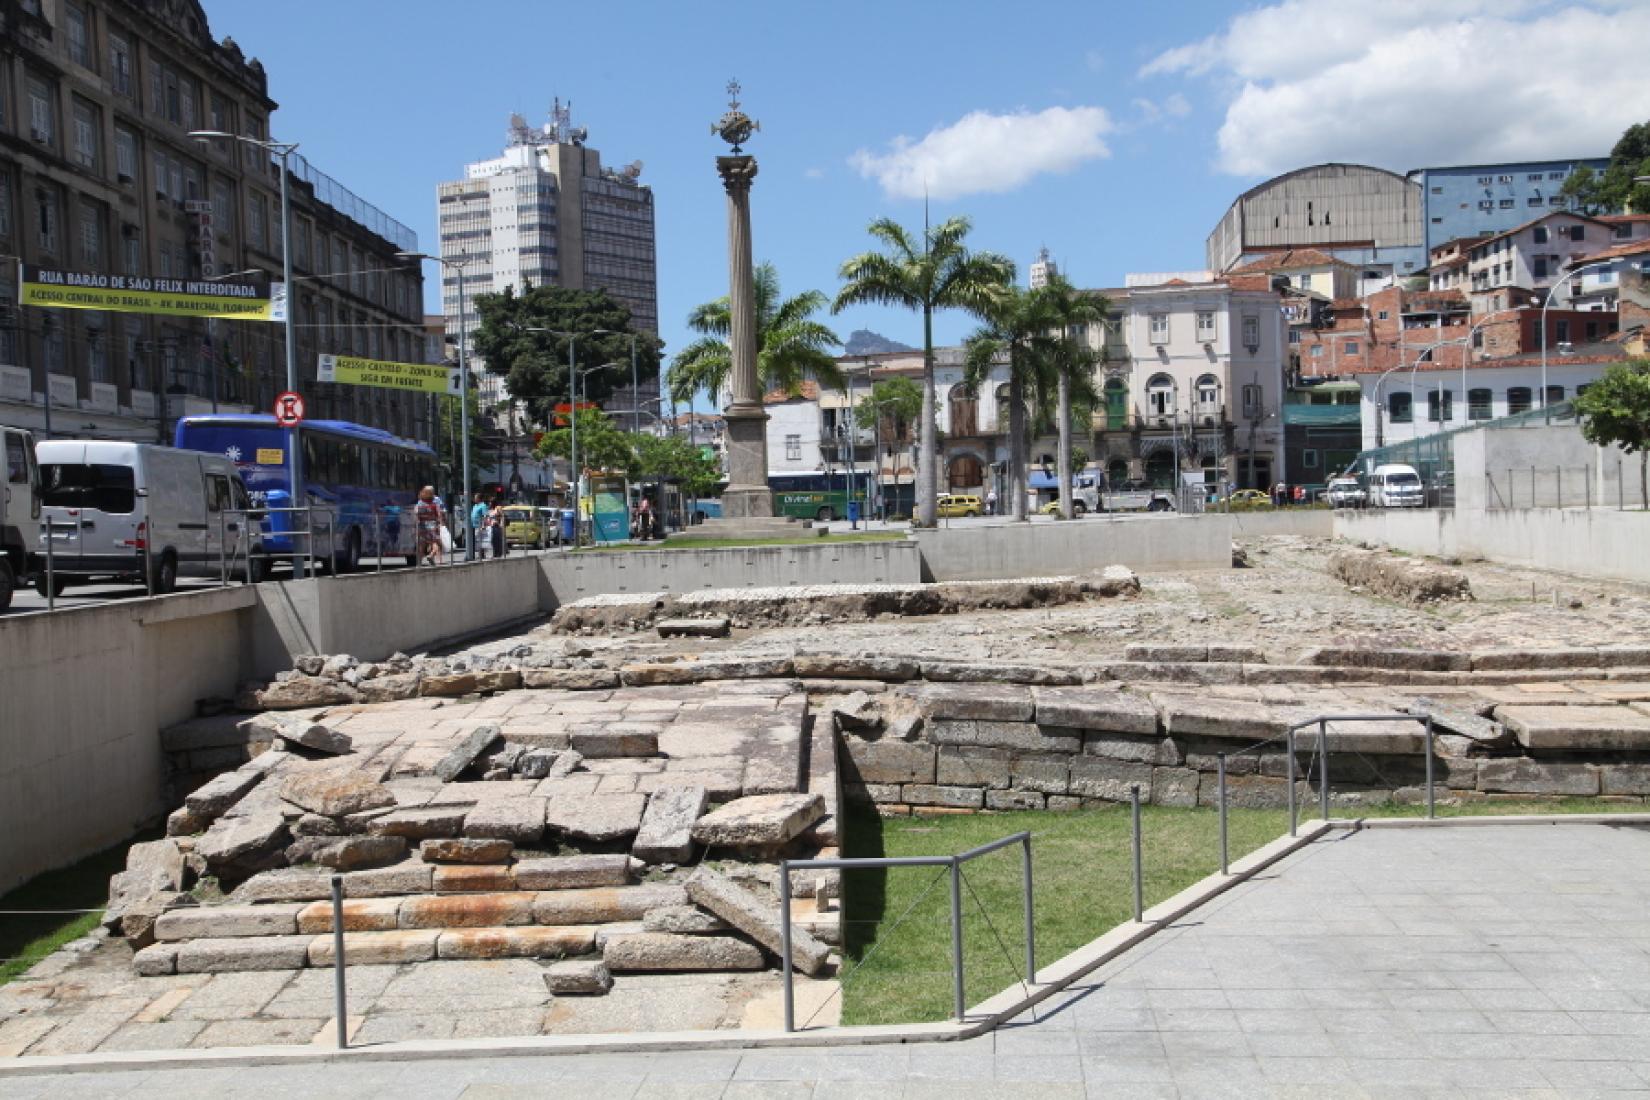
[7,820,1650,1098]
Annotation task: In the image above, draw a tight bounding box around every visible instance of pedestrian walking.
[1292,484,1306,506]
[415,486,444,567]
[638,496,656,540]
[986,488,998,516]
[488,501,506,558]
[469,493,489,559]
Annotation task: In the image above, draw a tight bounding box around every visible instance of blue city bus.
[175,415,437,571]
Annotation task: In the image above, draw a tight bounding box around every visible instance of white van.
[1369,463,1426,508]
[35,441,266,595]
[1,426,40,608]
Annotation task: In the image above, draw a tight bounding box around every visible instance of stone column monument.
[712,81,774,520]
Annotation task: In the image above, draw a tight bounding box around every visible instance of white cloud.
[1140,1,1648,176]
[849,106,1113,200]
[1133,94,1192,125]
[803,166,825,180]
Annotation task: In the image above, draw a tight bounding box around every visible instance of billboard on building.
[317,354,461,396]
[18,264,283,321]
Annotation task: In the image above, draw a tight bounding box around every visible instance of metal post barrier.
[218,511,228,587]
[1129,784,1144,923]
[780,858,794,1033]
[326,513,336,573]
[1424,717,1436,819]
[1286,730,1297,836]
[329,874,348,1049]
[1217,752,1229,875]
[1317,719,1331,821]
[305,505,316,579]
[948,858,965,1021]
[1020,833,1035,984]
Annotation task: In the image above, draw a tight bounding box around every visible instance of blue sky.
[209,0,1645,390]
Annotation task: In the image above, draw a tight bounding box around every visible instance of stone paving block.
[792,655,919,680]
[686,867,830,975]
[436,926,595,960]
[690,793,823,848]
[911,682,1035,721]
[1574,681,1650,702]
[463,797,548,845]
[845,738,937,784]
[742,721,807,796]
[1083,732,1183,765]
[303,928,437,966]
[1477,758,1599,795]
[656,617,732,638]
[155,903,304,941]
[602,932,764,972]
[545,792,648,842]
[1153,694,1281,740]
[1470,648,1601,671]
[1304,646,1470,672]
[532,884,688,925]
[432,723,503,782]
[433,864,515,893]
[279,770,396,818]
[368,805,471,841]
[1034,688,1161,734]
[195,812,289,875]
[341,860,434,898]
[930,719,1082,754]
[643,905,729,934]
[175,935,313,973]
[637,768,744,801]
[521,668,622,690]
[1151,766,1201,808]
[632,787,710,864]
[937,745,1012,789]
[512,853,633,889]
[1318,720,1427,754]
[230,867,335,903]
[132,942,179,976]
[1498,704,1650,750]
[1600,763,1650,796]
[295,898,401,934]
[183,766,267,820]
[399,892,535,929]
[986,789,1047,811]
[570,723,662,759]
[1009,755,1071,795]
[901,784,985,809]
[419,837,515,864]
[1068,757,1154,802]
[543,959,613,994]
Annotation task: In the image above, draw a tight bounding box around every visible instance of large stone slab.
[370,806,468,840]
[432,723,503,782]
[1477,758,1599,796]
[1499,704,1650,750]
[341,860,434,898]
[436,926,595,960]
[690,793,823,849]
[307,835,407,872]
[631,787,709,864]
[544,792,647,842]
[1404,697,1511,746]
[433,864,514,893]
[1471,648,1601,671]
[793,654,919,680]
[280,770,396,818]
[521,668,622,691]
[420,838,515,864]
[184,766,267,820]
[105,839,187,935]
[296,897,401,933]
[620,658,793,686]
[230,867,335,903]
[195,812,289,875]
[1082,732,1182,766]
[1302,646,1469,672]
[1152,694,1282,740]
[531,884,688,925]
[308,928,440,965]
[603,932,764,972]
[656,617,732,639]
[1033,688,1160,734]
[570,723,661,759]
[155,903,303,941]
[463,798,548,846]
[686,867,830,975]
[1067,758,1154,802]
[911,682,1035,721]
[255,676,360,710]
[919,661,1082,686]
[929,719,1082,754]
[512,854,632,890]
[175,935,312,973]
[643,905,729,934]
[843,739,935,785]
[544,959,613,994]
[248,713,352,756]
[399,892,535,928]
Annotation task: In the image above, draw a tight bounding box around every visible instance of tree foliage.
[1558,121,1650,215]
[531,408,637,476]
[1038,275,1109,518]
[834,216,1013,527]
[469,283,662,429]
[666,263,843,406]
[632,434,723,497]
[862,376,923,439]
[962,286,1058,522]
[1575,358,1650,509]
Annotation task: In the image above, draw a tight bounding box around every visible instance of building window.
[42,320,64,374]
[1430,186,1442,195]
[1507,386,1532,415]
[1287,329,1300,345]
[109,32,132,96]
[1146,374,1175,417]
[34,188,58,253]
[122,225,139,275]
[79,205,100,265]
[0,176,10,241]
[1377,310,1389,321]
[87,327,110,383]
[1498,199,1515,209]
[1467,388,1492,420]
[71,99,99,170]
[1310,344,1322,358]
[1241,315,1259,349]
[1533,257,1547,279]
[1195,311,1216,341]
[1302,449,1319,469]
[1389,392,1412,424]
[114,127,136,181]
[1527,197,1544,207]
[1556,319,1570,344]
[27,75,55,143]
[1549,171,1564,180]
[247,194,264,249]
[65,4,91,69]
[1427,389,1453,422]
[1546,385,1565,405]
[784,434,800,461]
[1241,384,1263,419]
[1570,225,1586,241]
[1195,374,1220,411]
[1549,196,1565,206]
[1148,313,1168,344]
[1343,340,1359,354]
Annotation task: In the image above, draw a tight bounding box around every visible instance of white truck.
[1095,476,1177,513]
[1,426,40,609]
[35,441,266,595]
[1368,463,1426,508]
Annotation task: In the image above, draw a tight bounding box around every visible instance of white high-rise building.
[437,103,658,410]
[1029,247,1058,290]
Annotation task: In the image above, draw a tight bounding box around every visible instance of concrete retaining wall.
[1228,509,1334,539]
[0,586,254,892]
[1334,507,1650,584]
[540,541,923,603]
[914,515,1234,581]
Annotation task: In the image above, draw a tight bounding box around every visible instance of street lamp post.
[190,130,304,576]
[397,251,478,558]
[1541,260,1612,421]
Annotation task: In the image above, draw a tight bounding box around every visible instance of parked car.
[34,441,266,594]
[1094,476,1176,513]
[936,493,983,518]
[1325,477,1366,508]
[501,505,544,549]
[1,426,39,609]
[1369,463,1425,508]
[1227,488,1273,510]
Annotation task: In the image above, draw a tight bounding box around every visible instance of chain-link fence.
[1486,457,1650,511]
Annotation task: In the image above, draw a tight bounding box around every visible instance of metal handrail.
[779,830,1034,1032]
[1284,713,1436,833]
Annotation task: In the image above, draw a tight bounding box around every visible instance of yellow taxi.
[936,493,984,517]
[501,505,545,549]
[1227,489,1274,509]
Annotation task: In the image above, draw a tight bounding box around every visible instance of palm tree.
[666,262,843,407]
[1038,275,1109,519]
[834,217,1013,527]
[963,286,1057,522]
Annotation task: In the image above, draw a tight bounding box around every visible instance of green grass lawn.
[573,531,909,553]
[0,833,147,986]
[836,797,1647,1026]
